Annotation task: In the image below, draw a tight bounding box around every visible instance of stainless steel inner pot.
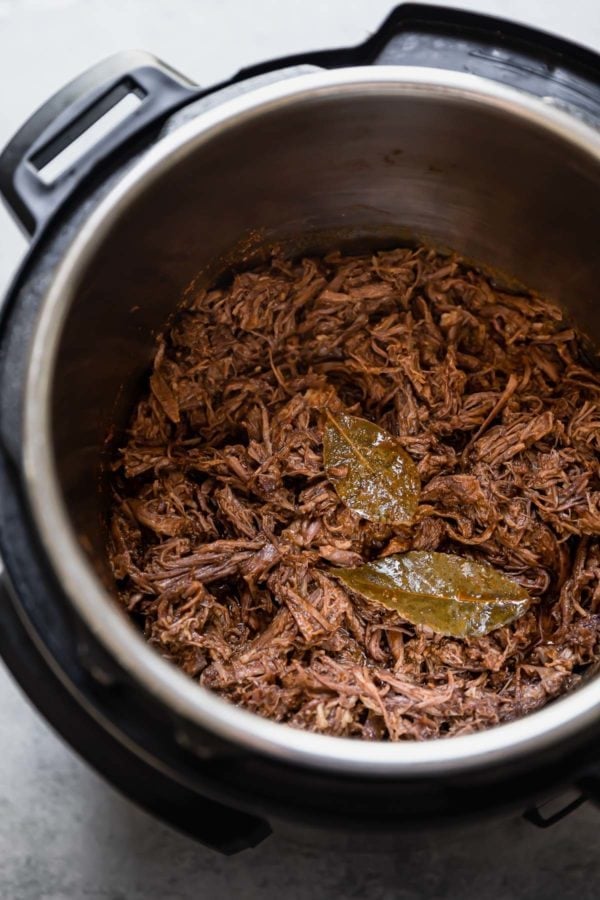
[24,67,600,775]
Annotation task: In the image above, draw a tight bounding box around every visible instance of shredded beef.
[108,245,600,740]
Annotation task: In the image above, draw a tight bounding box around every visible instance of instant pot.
[1,4,600,853]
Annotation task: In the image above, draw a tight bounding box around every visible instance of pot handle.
[0,51,200,237]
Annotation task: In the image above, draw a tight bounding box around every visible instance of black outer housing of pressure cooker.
[2,5,600,852]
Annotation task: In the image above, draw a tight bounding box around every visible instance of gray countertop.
[1,2,600,898]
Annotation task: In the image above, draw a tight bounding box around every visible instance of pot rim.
[23,65,600,775]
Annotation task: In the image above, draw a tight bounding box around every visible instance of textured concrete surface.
[2,1,600,898]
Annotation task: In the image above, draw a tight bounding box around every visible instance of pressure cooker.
[1,4,600,853]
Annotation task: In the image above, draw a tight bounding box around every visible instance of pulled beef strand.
[108,246,600,741]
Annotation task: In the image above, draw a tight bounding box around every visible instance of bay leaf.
[334,551,531,637]
[323,411,420,524]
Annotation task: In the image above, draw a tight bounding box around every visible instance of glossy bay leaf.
[323,411,420,524]
[334,551,531,637]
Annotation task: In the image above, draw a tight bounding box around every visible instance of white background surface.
[1,2,600,898]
